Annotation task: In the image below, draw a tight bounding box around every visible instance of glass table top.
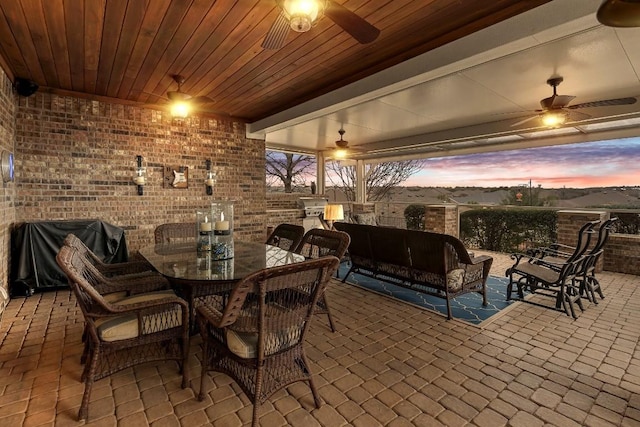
[138,240,305,282]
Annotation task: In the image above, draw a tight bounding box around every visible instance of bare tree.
[326,159,425,201]
[266,151,316,192]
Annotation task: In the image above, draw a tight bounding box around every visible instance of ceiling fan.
[512,77,637,128]
[326,128,361,159]
[597,0,640,27]
[152,75,214,118]
[262,0,380,50]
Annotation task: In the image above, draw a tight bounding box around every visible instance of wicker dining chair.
[64,233,155,278]
[295,228,350,332]
[64,234,173,364]
[196,256,340,427]
[265,223,305,251]
[64,233,170,301]
[56,245,189,421]
[154,222,197,244]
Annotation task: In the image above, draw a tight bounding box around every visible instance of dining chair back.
[64,233,154,277]
[295,228,350,331]
[196,256,340,427]
[265,223,305,252]
[154,222,197,244]
[56,245,189,421]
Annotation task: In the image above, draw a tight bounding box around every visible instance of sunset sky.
[402,137,640,189]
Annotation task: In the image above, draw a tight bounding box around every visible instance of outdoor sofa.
[334,222,493,319]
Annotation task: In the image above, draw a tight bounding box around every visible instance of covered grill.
[298,197,327,231]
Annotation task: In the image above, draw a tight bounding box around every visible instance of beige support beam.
[355,159,366,204]
[316,151,325,195]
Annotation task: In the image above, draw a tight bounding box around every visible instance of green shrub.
[610,212,640,234]
[404,204,426,230]
[460,209,557,253]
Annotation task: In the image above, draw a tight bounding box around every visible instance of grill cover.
[10,220,128,296]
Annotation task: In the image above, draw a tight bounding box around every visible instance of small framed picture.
[163,165,188,188]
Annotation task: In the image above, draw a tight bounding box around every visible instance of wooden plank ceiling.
[0,0,550,122]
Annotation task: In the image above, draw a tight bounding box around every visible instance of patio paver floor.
[1,250,639,426]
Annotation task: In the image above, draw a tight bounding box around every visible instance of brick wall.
[266,192,325,210]
[557,210,609,271]
[425,205,459,236]
[266,209,304,230]
[605,234,640,275]
[14,92,266,252]
[0,70,16,298]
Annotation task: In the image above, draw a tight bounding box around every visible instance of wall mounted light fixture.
[205,159,216,195]
[133,155,146,196]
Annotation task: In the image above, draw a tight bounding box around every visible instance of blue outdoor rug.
[338,264,515,325]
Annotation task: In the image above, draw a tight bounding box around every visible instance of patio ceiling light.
[280,0,326,32]
[170,100,191,118]
[541,111,567,128]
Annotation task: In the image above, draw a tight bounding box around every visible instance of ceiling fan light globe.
[290,15,312,32]
[282,0,324,32]
[541,111,566,127]
[171,101,191,118]
[334,148,348,159]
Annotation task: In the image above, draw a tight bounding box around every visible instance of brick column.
[353,203,375,214]
[557,210,609,271]
[425,205,459,237]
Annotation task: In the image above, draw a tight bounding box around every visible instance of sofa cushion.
[446,268,466,292]
[353,212,377,226]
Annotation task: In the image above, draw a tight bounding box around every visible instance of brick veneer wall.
[266,209,304,231]
[0,70,16,298]
[605,234,640,275]
[557,210,609,271]
[266,192,325,210]
[14,92,266,252]
[425,205,459,237]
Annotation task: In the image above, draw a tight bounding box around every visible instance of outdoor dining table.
[138,240,306,332]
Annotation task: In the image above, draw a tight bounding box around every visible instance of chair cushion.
[446,268,466,292]
[226,326,301,359]
[103,291,128,303]
[353,212,377,226]
[96,290,181,342]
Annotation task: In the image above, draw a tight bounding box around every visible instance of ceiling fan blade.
[568,97,637,109]
[192,95,215,104]
[540,94,575,109]
[566,110,591,122]
[325,0,380,44]
[550,94,575,109]
[262,13,290,50]
[167,91,191,102]
[511,115,539,127]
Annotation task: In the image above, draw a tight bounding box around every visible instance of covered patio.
[0,1,639,425]
[1,251,639,426]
